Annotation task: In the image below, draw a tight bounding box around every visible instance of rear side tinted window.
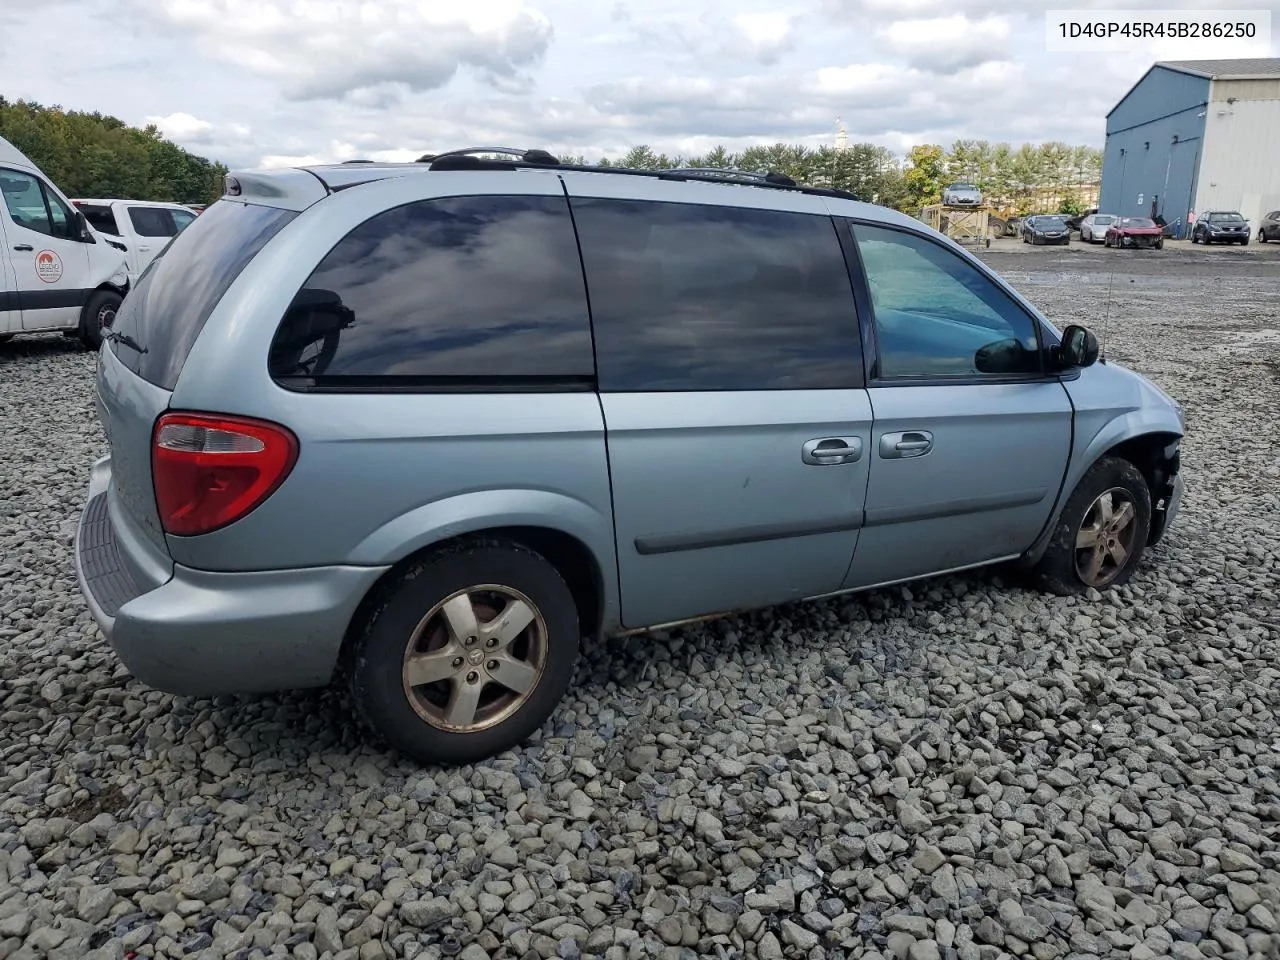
[269,194,593,390]
[79,204,121,236]
[128,206,179,237]
[109,200,297,389]
[569,198,862,391]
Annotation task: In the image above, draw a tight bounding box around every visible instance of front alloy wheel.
[1073,488,1140,588]
[1031,456,1153,596]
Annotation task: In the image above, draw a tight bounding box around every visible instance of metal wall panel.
[1196,88,1280,229]
[1101,67,1210,223]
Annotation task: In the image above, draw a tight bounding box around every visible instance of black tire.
[1031,456,1152,596]
[1240,238,1249,246]
[347,537,580,765]
[1155,239,1163,250]
[79,289,122,349]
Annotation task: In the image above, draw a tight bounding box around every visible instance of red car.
[1104,216,1164,249]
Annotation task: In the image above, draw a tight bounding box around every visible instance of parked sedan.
[1256,210,1280,243]
[1105,217,1164,249]
[1191,211,1250,245]
[942,182,983,206]
[1021,215,1071,245]
[1079,213,1117,243]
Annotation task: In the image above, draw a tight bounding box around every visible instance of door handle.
[879,430,934,459]
[13,244,33,252]
[802,437,863,465]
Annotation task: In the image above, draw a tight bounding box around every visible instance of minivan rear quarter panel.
[163,173,622,631]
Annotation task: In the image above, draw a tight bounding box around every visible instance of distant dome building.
[835,120,850,152]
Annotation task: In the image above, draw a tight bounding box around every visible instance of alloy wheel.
[401,584,548,733]
[1074,487,1140,588]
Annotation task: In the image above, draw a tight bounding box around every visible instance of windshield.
[1094,215,1115,224]
[951,183,977,190]
[1209,213,1244,222]
[1120,217,1155,228]
[1033,216,1068,226]
[108,199,297,389]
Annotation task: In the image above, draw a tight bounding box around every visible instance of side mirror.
[74,210,95,243]
[1058,324,1099,369]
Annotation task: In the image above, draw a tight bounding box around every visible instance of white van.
[0,136,131,347]
[71,198,199,281]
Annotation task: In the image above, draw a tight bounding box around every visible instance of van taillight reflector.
[152,413,298,537]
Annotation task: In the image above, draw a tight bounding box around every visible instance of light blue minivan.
[75,148,1185,765]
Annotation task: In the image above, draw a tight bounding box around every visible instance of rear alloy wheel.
[79,289,122,350]
[1031,456,1152,596]
[348,538,580,765]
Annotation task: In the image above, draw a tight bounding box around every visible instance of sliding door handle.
[879,430,934,459]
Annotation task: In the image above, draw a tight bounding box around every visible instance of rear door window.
[268,194,594,390]
[128,206,178,237]
[108,200,297,389]
[569,198,862,391]
[78,204,121,236]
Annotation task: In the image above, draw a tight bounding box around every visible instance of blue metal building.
[1100,58,1280,231]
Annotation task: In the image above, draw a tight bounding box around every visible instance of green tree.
[0,98,228,204]
[904,144,945,210]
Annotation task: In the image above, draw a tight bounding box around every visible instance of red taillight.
[152,412,298,537]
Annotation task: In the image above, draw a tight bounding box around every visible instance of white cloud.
[879,15,1013,72]
[731,10,798,63]
[146,112,251,144]
[0,0,1276,174]
[127,0,554,101]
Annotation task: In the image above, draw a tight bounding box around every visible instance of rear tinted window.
[109,200,296,389]
[78,204,121,236]
[569,198,861,391]
[128,206,179,237]
[268,194,594,390]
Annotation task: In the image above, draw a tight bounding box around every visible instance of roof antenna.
[1098,267,1115,365]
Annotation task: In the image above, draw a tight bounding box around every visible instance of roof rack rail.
[414,145,862,202]
[666,166,798,187]
[420,146,560,170]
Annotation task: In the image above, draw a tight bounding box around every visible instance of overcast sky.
[7,0,1278,169]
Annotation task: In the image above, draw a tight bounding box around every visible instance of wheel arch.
[336,496,619,678]
[1020,422,1182,566]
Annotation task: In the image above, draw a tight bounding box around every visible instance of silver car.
[942,182,983,206]
[74,148,1186,765]
[1079,213,1117,243]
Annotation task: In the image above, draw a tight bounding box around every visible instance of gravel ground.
[1,246,1278,960]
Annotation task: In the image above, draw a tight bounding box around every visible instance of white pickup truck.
[71,199,199,281]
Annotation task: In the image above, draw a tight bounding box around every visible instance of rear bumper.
[75,456,389,696]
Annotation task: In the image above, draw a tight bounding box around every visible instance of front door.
[840,221,1073,590]
[566,186,871,629]
[0,213,17,334]
[0,167,92,331]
